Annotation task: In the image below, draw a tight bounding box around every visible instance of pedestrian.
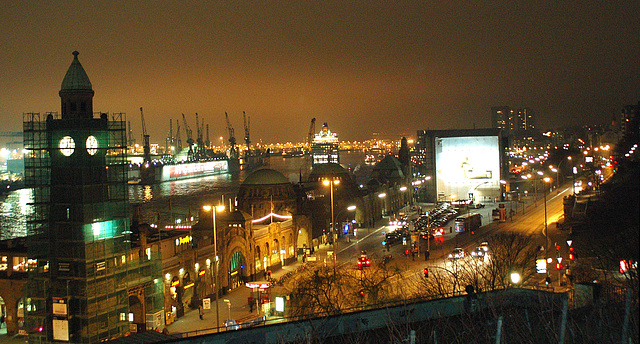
[0,314,4,328]
[263,270,267,280]
[248,295,254,312]
[198,304,203,320]
[267,270,272,279]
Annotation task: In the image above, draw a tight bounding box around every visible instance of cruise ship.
[311,122,340,165]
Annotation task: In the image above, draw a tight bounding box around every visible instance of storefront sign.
[175,235,192,246]
[245,282,271,289]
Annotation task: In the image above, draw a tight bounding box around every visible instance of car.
[383,231,401,246]
[479,241,490,252]
[448,247,465,259]
[471,246,485,258]
[357,256,371,269]
[225,319,240,330]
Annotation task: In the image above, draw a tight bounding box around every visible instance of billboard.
[435,135,500,202]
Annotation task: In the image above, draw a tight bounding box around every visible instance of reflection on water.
[1,152,369,239]
[0,188,33,239]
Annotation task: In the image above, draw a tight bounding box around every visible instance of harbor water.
[1,152,371,239]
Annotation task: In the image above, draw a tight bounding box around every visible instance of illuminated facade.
[23,52,162,343]
[415,129,508,203]
[311,122,340,165]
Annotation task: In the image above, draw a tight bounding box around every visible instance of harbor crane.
[175,121,182,151]
[140,107,151,163]
[195,113,204,159]
[243,111,251,158]
[243,111,251,147]
[182,113,194,160]
[307,118,316,151]
[225,112,238,158]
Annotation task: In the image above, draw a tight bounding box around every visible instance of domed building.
[368,155,405,187]
[191,168,312,295]
[306,163,365,243]
[366,155,412,218]
[237,168,297,219]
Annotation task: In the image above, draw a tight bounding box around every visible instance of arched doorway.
[228,251,246,290]
[255,245,262,275]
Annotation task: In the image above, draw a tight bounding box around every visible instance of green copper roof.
[60,51,93,91]
[242,168,289,185]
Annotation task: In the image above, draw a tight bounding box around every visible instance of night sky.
[1,2,638,144]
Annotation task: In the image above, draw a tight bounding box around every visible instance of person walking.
[248,295,254,312]
[198,304,204,320]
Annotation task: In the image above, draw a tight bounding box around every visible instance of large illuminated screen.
[435,136,500,201]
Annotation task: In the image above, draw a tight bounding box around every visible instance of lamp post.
[323,178,340,269]
[542,177,551,277]
[568,156,576,195]
[202,204,225,332]
[378,192,387,217]
[335,205,357,237]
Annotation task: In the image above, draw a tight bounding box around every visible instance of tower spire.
[59,50,95,119]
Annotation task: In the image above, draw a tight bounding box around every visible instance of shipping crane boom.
[225,112,237,159]
[140,107,151,163]
[307,118,316,150]
[243,111,251,147]
[182,113,194,160]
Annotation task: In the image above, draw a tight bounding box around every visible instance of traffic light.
[423,268,429,278]
[569,253,575,261]
[556,262,563,270]
[545,276,551,285]
[556,244,561,251]
[358,289,365,298]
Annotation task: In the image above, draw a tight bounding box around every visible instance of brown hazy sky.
[1,1,639,144]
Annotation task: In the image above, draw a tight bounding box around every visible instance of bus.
[454,213,482,233]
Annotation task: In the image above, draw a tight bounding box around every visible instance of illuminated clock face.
[86,135,98,155]
[59,136,75,156]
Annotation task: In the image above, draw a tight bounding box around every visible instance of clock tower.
[23,52,162,343]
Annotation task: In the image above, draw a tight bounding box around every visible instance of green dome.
[309,162,348,177]
[60,51,93,91]
[242,168,289,185]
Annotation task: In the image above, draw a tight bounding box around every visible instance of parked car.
[448,247,465,259]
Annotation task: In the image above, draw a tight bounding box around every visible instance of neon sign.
[245,282,271,289]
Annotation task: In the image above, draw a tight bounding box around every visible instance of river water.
[0,152,370,239]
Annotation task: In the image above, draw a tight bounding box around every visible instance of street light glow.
[510,272,521,284]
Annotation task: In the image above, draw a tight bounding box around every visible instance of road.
[332,184,574,286]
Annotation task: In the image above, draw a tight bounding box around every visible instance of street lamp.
[202,204,225,332]
[378,192,387,217]
[323,178,340,269]
[542,177,551,277]
[549,166,559,190]
[567,156,576,195]
[510,272,521,285]
[335,205,357,238]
